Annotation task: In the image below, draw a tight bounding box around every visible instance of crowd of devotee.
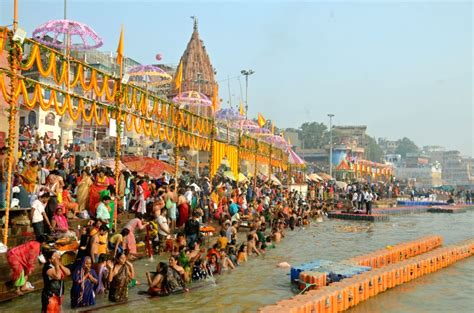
[0,125,471,311]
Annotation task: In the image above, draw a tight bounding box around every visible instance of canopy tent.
[335,159,352,171]
[121,156,175,178]
[318,173,334,181]
[307,173,323,182]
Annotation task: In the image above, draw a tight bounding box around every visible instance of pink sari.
[53,214,68,231]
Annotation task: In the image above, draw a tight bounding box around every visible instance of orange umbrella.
[121,156,175,178]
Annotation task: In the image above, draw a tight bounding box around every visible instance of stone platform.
[328,212,389,222]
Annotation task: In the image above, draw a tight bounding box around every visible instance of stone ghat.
[259,236,473,313]
[0,212,146,303]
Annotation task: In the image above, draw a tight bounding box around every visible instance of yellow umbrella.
[223,171,236,181]
[237,173,248,183]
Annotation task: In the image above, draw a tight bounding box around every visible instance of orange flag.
[257,113,266,128]
[175,61,183,93]
[116,26,124,69]
[212,83,220,112]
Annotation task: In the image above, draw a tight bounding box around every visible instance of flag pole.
[114,26,124,232]
[3,1,20,246]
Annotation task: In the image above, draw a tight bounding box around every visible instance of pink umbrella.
[288,148,305,165]
[173,91,212,107]
[231,119,259,130]
[32,19,103,50]
[127,64,172,88]
[254,133,289,149]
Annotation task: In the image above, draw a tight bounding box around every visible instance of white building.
[395,163,443,187]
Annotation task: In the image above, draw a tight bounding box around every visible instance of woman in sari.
[21,160,39,194]
[41,250,71,313]
[76,171,93,213]
[146,262,167,296]
[7,236,45,295]
[124,214,148,258]
[96,169,109,187]
[51,206,75,239]
[62,184,79,218]
[70,256,98,308]
[108,252,134,303]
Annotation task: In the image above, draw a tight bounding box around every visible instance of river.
[2,210,473,312]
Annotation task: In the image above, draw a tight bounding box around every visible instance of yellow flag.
[287,136,291,146]
[116,26,124,68]
[239,102,245,116]
[175,61,183,92]
[271,122,275,134]
[257,113,266,128]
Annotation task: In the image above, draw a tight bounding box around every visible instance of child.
[94,254,111,295]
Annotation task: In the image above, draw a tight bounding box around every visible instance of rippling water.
[2,211,473,312]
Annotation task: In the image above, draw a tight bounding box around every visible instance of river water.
[2,210,473,313]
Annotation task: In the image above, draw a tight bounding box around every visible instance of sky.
[1,0,473,156]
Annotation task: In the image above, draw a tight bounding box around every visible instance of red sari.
[7,241,41,281]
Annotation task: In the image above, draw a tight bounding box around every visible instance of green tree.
[365,135,384,163]
[395,137,419,158]
[299,122,329,149]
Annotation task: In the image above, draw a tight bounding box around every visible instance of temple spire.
[173,17,216,98]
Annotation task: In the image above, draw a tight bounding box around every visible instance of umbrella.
[121,156,175,178]
[223,171,236,181]
[173,91,212,107]
[100,159,128,172]
[215,108,245,121]
[127,64,172,88]
[318,173,334,181]
[237,173,248,183]
[231,119,260,130]
[288,148,305,165]
[32,19,103,50]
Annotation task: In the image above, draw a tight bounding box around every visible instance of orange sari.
[21,165,38,193]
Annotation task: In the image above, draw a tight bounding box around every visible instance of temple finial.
[191,16,198,30]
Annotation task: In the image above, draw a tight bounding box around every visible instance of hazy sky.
[1,0,472,156]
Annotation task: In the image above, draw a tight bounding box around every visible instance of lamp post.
[328,114,334,178]
[240,69,254,119]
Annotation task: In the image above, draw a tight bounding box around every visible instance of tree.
[299,122,329,149]
[365,135,384,163]
[395,137,419,158]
